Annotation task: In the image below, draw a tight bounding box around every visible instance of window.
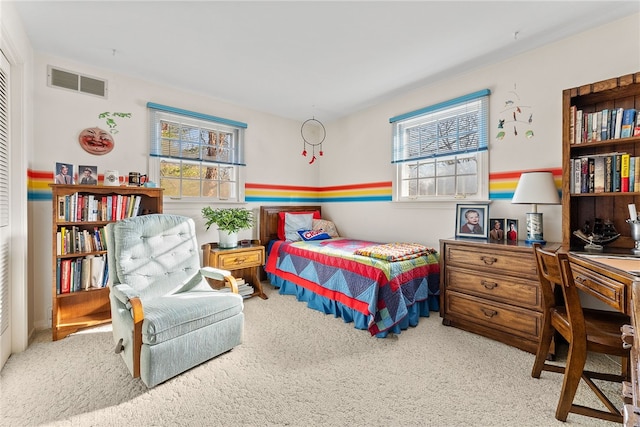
[148,103,247,201]
[390,89,490,202]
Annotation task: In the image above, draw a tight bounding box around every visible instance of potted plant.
[202,206,254,248]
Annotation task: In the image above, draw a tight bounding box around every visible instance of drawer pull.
[480,256,497,265]
[481,280,498,290]
[574,275,587,285]
[480,308,498,318]
[622,324,635,349]
[234,257,247,264]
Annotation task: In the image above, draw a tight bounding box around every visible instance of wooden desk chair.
[531,244,630,423]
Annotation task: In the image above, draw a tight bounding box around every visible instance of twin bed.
[259,206,440,337]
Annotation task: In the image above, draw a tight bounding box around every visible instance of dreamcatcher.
[301,117,325,164]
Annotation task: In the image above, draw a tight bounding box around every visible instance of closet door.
[0,49,11,368]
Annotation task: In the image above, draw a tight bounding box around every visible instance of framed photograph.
[54,162,73,184]
[489,218,506,241]
[78,165,98,185]
[455,203,489,239]
[506,219,519,242]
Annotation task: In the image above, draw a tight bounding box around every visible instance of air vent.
[47,66,108,98]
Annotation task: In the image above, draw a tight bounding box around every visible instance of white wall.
[321,13,640,248]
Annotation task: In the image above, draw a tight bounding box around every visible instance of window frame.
[148,102,247,203]
[390,89,490,203]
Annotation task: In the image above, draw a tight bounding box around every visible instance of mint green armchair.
[106,214,244,388]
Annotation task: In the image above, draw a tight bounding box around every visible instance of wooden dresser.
[440,238,560,353]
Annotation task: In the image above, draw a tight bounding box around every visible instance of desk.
[567,253,640,426]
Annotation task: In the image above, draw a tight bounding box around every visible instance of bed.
[260,205,440,337]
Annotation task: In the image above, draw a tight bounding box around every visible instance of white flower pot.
[218,230,238,248]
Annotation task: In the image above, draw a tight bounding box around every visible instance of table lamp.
[511,171,561,244]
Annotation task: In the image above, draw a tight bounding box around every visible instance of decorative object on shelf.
[454,203,490,239]
[202,206,254,249]
[78,165,98,185]
[128,172,148,187]
[512,171,560,244]
[300,117,325,165]
[574,218,620,252]
[78,127,115,155]
[54,162,73,184]
[103,170,125,186]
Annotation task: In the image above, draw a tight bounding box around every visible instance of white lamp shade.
[512,171,560,205]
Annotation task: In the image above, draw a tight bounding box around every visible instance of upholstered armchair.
[106,214,244,388]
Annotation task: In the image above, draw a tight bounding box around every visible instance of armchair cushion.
[142,291,243,345]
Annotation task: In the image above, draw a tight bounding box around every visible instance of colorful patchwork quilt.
[265,238,440,336]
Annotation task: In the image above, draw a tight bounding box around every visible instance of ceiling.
[10,1,640,122]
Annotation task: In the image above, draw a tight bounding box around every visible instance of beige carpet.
[0,285,625,426]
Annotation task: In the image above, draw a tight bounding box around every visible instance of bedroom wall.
[320,13,640,248]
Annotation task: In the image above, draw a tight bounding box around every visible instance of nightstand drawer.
[216,250,263,269]
[445,291,542,341]
[446,266,541,310]
[445,245,537,279]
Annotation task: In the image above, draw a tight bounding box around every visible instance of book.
[621,109,637,138]
[81,256,92,290]
[90,255,105,288]
[570,105,576,144]
[575,109,583,144]
[60,259,72,294]
[601,109,609,140]
[573,158,582,194]
[132,196,142,217]
[614,107,624,139]
[621,153,630,192]
[580,157,590,193]
[635,111,640,137]
[613,153,622,192]
[593,156,605,193]
[630,156,636,192]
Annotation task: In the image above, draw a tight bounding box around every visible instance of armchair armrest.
[110,283,144,378]
[111,283,141,308]
[201,266,239,294]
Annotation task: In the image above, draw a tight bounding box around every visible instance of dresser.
[440,238,560,353]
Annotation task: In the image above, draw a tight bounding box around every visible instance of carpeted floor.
[0,284,625,426]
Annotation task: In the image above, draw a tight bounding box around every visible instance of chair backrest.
[533,243,586,339]
[106,214,206,300]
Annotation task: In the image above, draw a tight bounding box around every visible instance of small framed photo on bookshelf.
[506,219,519,242]
[54,162,73,184]
[455,203,489,239]
[489,218,506,241]
[78,165,98,185]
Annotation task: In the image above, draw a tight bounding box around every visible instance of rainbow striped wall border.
[27,168,562,202]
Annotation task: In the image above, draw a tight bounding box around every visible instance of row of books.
[56,255,108,294]
[570,152,640,194]
[56,225,107,255]
[570,106,640,144]
[57,193,143,222]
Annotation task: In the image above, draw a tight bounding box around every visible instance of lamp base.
[525,238,546,245]
[525,212,545,245]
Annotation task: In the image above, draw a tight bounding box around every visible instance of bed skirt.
[267,272,440,338]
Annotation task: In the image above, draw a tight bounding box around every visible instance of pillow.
[312,219,339,238]
[284,213,314,241]
[297,229,332,241]
[277,210,321,240]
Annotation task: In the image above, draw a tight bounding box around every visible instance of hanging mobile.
[301,117,326,164]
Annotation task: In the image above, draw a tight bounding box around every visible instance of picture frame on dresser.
[489,218,506,241]
[506,219,518,242]
[455,203,489,239]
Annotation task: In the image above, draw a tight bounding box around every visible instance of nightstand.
[202,241,267,299]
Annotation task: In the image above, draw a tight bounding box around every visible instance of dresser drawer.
[570,262,626,313]
[446,266,541,310]
[445,291,542,341]
[215,249,264,269]
[445,245,537,279]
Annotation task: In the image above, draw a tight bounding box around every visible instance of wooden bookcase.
[562,72,640,251]
[50,184,163,340]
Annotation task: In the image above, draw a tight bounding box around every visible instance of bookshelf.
[50,184,163,340]
[563,72,640,250]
